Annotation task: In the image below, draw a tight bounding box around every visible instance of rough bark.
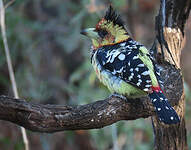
[0,95,154,132]
[152,0,190,149]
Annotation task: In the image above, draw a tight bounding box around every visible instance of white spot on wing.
[157,108,161,111]
[116,67,123,73]
[141,70,150,76]
[156,71,160,75]
[118,53,125,60]
[138,79,142,83]
[106,50,121,63]
[128,75,133,81]
[137,64,144,67]
[126,45,132,49]
[135,68,139,71]
[128,61,130,66]
[109,56,116,63]
[153,98,157,102]
[112,70,117,75]
[128,73,134,81]
[170,117,174,120]
[145,84,151,87]
[143,88,149,91]
[120,43,126,46]
[133,56,138,60]
[102,60,106,65]
[146,80,151,83]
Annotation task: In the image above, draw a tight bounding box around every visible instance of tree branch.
[0,95,152,132]
[0,63,182,132]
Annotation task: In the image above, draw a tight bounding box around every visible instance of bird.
[80,6,180,124]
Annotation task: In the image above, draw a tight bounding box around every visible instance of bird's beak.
[80,28,99,39]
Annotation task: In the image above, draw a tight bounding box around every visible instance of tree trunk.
[151,0,190,149]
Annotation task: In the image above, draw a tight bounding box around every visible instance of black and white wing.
[95,41,152,92]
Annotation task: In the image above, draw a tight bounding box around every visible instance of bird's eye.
[98,29,108,38]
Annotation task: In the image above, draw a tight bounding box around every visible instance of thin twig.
[112,124,119,150]
[5,0,15,9]
[0,1,29,150]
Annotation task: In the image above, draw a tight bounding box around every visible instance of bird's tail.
[148,89,180,124]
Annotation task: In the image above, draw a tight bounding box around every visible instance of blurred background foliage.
[0,0,190,149]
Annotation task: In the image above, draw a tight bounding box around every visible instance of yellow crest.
[81,6,130,49]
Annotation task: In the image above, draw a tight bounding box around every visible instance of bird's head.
[81,6,130,49]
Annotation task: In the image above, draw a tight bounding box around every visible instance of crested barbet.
[81,6,180,124]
